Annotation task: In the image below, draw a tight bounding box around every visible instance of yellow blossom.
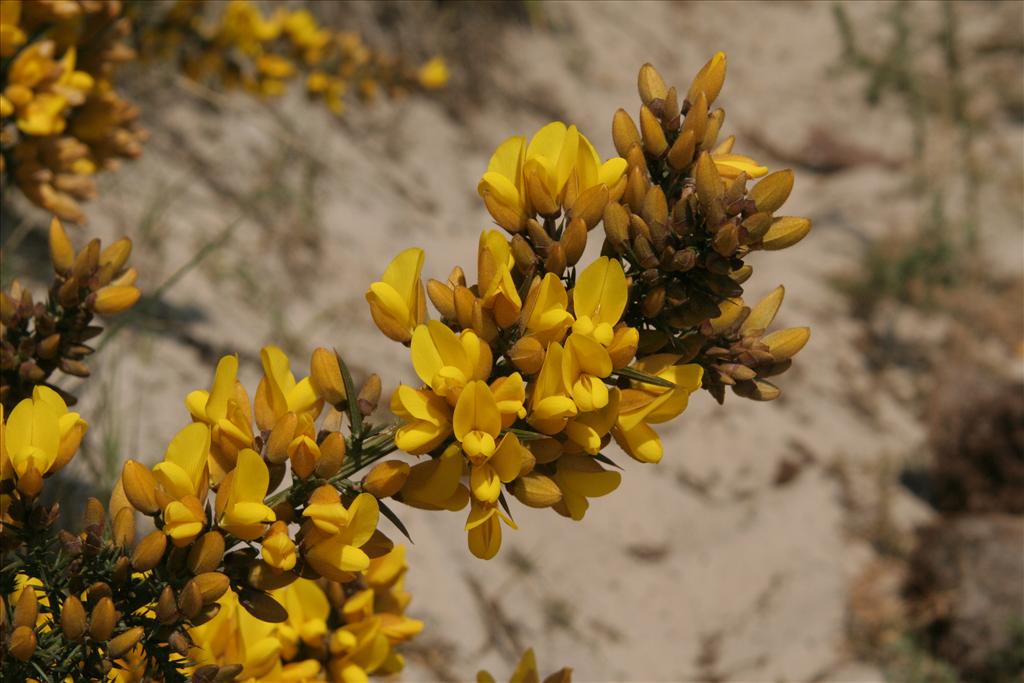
[398,444,469,511]
[417,56,449,90]
[216,448,275,541]
[302,487,379,581]
[612,355,703,464]
[527,342,577,435]
[410,321,492,404]
[390,385,452,455]
[524,273,574,346]
[0,0,26,57]
[189,588,282,680]
[255,345,322,431]
[465,499,517,560]
[186,354,255,481]
[366,247,427,343]
[551,454,621,520]
[454,381,532,503]
[262,521,297,572]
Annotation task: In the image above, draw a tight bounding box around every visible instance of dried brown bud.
[14,586,38,628]
[638,63,668,105]
[178,580,204,619]
[761,216,811,251]
[315,432,346,478]
[357,374,382,416]
[750,169,794,213]
[89,597,117,641]
[156,585,178,624]
[612,108,642,157]
[512,473,562,508]
[131,530,167,572]
[667,129,696,170]
[8,625,36,661]
[107,626,144,658]
[640,104,668,157]
[188,531,225,575]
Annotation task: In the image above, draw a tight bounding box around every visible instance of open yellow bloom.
[411,321,491,404]
[366,247,427,343]
[571,257,628,347]
[563,388,620,455]
[390,385,452,455]
[1,388,87,494]
[151,422,212,546]
[478,230,522,328]
[216,448,275,541]
[262,520,297,572]
[327,617,392,682]
[189,588,282,680]
[417,56,449,90]
[527,342,578,435]
[524,273,574,346]
[186,354,255,481]
[302,487,379,581]
[398,443,469,511]
[466,499,517,560]
[551,454,621,520]
[255,346,322,431]
[613,355,703,464]
[272,578,330,661]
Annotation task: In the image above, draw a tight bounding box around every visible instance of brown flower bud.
[612,108,641,158]
[91,285,140,315]
[131,530,167,572]
[112,507,135,547]
[732,379,781,401]
[315,432,346,478]
[667,129,696,170]
[84,497,105,531]
[99,238,132,273]
[687,51,727,106]
[192,572,230,605]
[640,104,668,157]
[608,326,639,369]
[427,279,457,320]
[54,596,84,643]
[16,465,43,498]
[512,473,562,508]
[638,63,668,105]
[570,184,608,230]
[510,234,538,273]
[49,216,75,275]
[107,626,144,658]
[71,238,100,280]
[357,374,381,416]
[178,580,204,619]
[265,412,297,464]
[762,327,810,361]
[525,165,559,217]
[642,286,666,319]
[14,586,38,628]
[624,165,648,214]
[544,243,566,276]
[156,585,178,624]
[89,597,117,641]
[702,108,725,150]
[560,217,587,267]
[603,202,630,251]
[8,625,36,661]
[59,358,91,377]
[310,348,346,406]
[188,531,225,575]
[509,336,545,375]
[121,461,160,514]
[681,91,709,147]
[741,286,784,334]
[363,460,411,498]
[761,216,811,251]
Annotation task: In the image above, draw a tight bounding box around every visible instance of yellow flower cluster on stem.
[1,0,146,222]
[135,0,449,116]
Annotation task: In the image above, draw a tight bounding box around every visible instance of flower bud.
[427,279,457,320]
[310,348,346,406]
[625,165,648,214]
[544,242,566,276]
[156,585,178,624]
[178,580,204,619]
[112,507,135,547]
[131,530,167,572]
[687,51,727,106]
[762,327,810,361]
[91,285,141,315]
[357,374,382,416]
[682,90,709,153]
[265,412,298,464]
[637,63,668,105]
[288,435,320,480]
[363,460,411,498]
[188,531,225,575]
[453,285,477,330]
[733,378,781,401]
[512,473,562,508]
[60,598,86,643]
[560,217,587,267]
[71,238,100,280]
[608,326,639,369]
[121,461,160,514]
[571,184,609,230]
[89,597,116,641]
[761,216,811,251]
[14,586,38,628]
[509,336,545,375]
[510,234,538,273]
[749,169,794,213]
[315,432,346,478]
[8,625,36,661]
[99,238,132,273]
[640,104,667,157]
[49,217,75,274]
[612,108,641,157]
[667,128,696,170]
[702,108,726,151]
[108,627,144,658]
[603,202,630,250]
[525,165,558,217]
[741,286,784,334]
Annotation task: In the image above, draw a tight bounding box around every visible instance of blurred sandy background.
[4,1,1023,681]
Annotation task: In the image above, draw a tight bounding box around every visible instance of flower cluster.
[135,0,448,116]
[1,217,140,411]
[1,0,146,222]
[478,648,572,683]
[366,57,811,560]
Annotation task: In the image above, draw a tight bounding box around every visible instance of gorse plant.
[0,49,811,681]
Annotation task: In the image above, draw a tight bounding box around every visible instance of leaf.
[614,366,676,388]
[378,499,413,543]
[593,452,623,470]
[506,427,550,442]
[334,348,363,442]
[497,491,515,521]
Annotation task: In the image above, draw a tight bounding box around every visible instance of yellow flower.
[465,499,517,560]
[523,273,574,346]
[563,388,620,455]
[272,578,329,660]
[262,520,297,572]
[366,247,427,343]
[390,385,452,455]
[477,230,522,328]
[710,137,768,180]
[571,257,628,347]
[454,381,532,503]
[152,423,211,502]
[0,0,26,57]
[189,588,282,680]
[527,342,577,435]
[186,354,255,481]
[302,487,379,581]
[216,448,275,541]
[477,648,571,683]
[397,444,469,511]
[612,355,703,463]
[255,345,322,431]
[551,454,621,520]
[417,56,449,90]
[327,617,391,682]
[1,389,87,494]
[410,321,492,404]
[163,495,206,547]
